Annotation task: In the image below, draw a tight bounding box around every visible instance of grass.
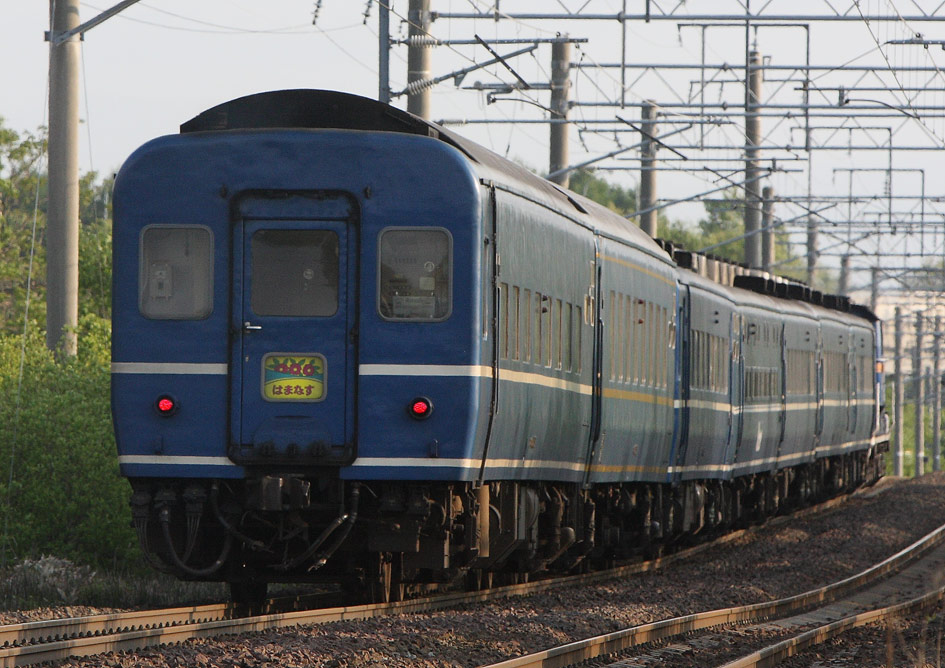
[0,555,227,612]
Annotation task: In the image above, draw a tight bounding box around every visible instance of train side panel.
[778,306,819,468]
[816,313,876,459]
[588,238,677,485]
[678,276,737,481]
[733,300,785,476]
[483,189,595,482]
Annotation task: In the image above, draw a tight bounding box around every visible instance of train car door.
[815,331,825,442]
[847,328,858,434]
[582,241,604,488]
[725,312,744,475]
[670,283,691,483]
[230,193,358,467]
[776,322,787,463]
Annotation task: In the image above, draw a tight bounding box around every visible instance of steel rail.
[0,486,891,667]
[476,514,945,668]
[719,586,945,668]
[0,538,735,667]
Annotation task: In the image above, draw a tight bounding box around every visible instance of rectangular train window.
[378,227,451,321]
[252,230,339,317]
[139,225,213,320]
[574,304,582,374]
[534,292,543,366]
[563,303,572,372]
[499,283,509,359]
[511,286,520,361]
[661,306,670,389]
[542,295,552,368]
[608,291,617,380]
[623,296,632,383]
[646,302,659,387]
[554,298,563,370]
[523,289,532,362]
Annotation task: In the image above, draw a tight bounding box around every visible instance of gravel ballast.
[16,473,945,667]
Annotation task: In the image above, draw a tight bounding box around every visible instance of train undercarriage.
[129,445,886,607]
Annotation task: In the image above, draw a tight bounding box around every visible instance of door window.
[251,230,339,317]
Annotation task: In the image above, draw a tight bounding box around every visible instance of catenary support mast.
[47,0,81,357]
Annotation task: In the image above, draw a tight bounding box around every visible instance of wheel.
[367,554,404,603]
[463,569,493,591]
[229,580,268,615]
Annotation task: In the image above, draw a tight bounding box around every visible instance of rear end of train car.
[111,91,495,596]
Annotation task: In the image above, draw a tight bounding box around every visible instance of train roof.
[675,249,878,325]
[180,88,665,262]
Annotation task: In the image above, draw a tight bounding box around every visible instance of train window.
[378,228,451,321]
[709,334,717,392]
[574,305,583,374]
[555,298,563,370]
[534,292,543,367]
[523,289,532,362]
[660,306,669,390]
[621,296,630,383]
[511,286,520,361]
[655,305,663,389]
[564,302,573,372]
[721,337,729,393]
[251,230,338,317]
[615,295,624,381]
[632,299,646,384]
[646,302,659,387]
[139,225,213,320]
[608,291,617,380]
[542,295,552,368]
[499,283,509,359]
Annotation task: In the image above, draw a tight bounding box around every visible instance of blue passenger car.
[112,90,887,603]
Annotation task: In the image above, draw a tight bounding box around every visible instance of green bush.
[0,316,138,571]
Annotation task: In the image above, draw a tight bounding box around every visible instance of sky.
[4,1,945,292]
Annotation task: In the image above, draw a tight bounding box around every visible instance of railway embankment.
[3,473,943,667]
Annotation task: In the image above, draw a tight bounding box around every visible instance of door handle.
[243,321,263,332]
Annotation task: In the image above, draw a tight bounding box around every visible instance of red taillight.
[408,397,433,420]
[156,395,177,416]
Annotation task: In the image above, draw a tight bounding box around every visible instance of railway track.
[0,486,896,667]
[0,532,748,668]
[479,517,945,668]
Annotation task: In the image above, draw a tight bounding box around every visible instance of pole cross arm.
[46,0,144,45]
[392,44,537,98]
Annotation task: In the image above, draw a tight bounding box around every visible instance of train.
[111,89,888,605]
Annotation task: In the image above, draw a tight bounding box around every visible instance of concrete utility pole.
[806,156,817,286]
[761,185,775,271]
[378,0,391,104]
[47,0,81,357]
[744,50,763,268]
[639,101,658,237]
[894,307,904,476]
[934,315,942,472]
[549,38,571,188]
[838,255,850,296]
[870,267,880,313]
[407,0,432,119]
[915,314,925,477]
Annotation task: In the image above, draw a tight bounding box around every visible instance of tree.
[0,119,128,570]
[0,118,112,334]
[0,120,47,334]
[660,188,745,264]
[568,168,638,217]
